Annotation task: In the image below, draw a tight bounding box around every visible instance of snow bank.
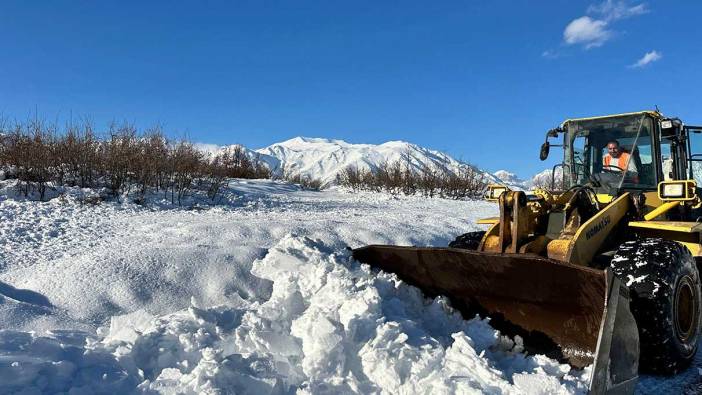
[0,235,589,394]
[1,179,495,334]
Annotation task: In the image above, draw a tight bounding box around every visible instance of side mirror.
[539,142,550,161]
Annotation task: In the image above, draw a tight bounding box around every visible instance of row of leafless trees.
[337,159,488,199]
[278,164,323,190]
[0,120,270,203]
[283,173,323,190]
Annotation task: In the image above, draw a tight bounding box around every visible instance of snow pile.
[0,235,589,394]
[241,235,589,393]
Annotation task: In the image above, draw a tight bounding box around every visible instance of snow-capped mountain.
[528,168,563,189]
[195,142,275,166]
[254,137,499,187]
[199,137,571,190]
[492,168,563,190]
[492,170,528,190]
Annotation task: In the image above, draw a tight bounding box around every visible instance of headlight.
[657,180,697,201]
[490,187,506,199]
[662,183,684,198]
[485,185,508,201]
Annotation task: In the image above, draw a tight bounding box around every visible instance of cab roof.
[561,110,663,127]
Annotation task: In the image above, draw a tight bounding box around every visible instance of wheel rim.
[674,275,697,343]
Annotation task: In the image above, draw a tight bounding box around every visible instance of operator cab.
[541,111,701,196]
[567,113,657,194]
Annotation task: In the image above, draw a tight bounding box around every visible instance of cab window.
[568,115,657,191]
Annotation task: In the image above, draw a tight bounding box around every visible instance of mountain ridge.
[199,136,556,189]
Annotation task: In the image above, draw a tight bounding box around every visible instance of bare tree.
[337,157,488,201]
[0,118,277,203]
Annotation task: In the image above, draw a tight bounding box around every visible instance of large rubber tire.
[449,231,486,250]
[611,238,702,374]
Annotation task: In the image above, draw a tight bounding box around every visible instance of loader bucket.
[352,246,639,393]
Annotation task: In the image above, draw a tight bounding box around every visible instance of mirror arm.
[547,127,562,138]
[540,127,565,161]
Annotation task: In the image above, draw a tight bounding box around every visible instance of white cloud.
[563,16,611,49]
[630,50,662,68]
[558,1,648,51]
[588,0,648,22]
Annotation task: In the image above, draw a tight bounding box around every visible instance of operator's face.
[607,143,621,158]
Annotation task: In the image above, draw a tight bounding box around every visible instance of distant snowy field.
[0,179,697,394]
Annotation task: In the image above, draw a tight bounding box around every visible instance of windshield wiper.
[616,114,646,190]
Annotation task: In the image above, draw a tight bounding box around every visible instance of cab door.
[684,125,702,183]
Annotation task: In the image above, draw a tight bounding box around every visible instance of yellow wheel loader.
[353,111,702,393]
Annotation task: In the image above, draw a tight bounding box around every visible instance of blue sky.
[1,1,700,177]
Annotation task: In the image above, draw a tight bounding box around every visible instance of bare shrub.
[285,173,323,190]
[29,120,56,201]
[338,166,363,191]
[300,177,322,190]
[0,119,274,203]
[205,153,229,201]
[280,165,323,190]
[251,154,271,179]
[73,122,101,188]
[337,160,487,200]
[5,125,32,196]
[1,120,56,200]
[169,141,202,204]
[104,123,138,197]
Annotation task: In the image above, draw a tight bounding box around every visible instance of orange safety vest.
[604,151,631,170]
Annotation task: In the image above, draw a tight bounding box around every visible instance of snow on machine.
[353,111,702,394]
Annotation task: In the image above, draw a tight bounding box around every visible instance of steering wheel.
[565,186,600,221]
[602,165,625,173]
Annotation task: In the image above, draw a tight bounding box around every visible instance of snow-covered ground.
[0,180,698,393]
